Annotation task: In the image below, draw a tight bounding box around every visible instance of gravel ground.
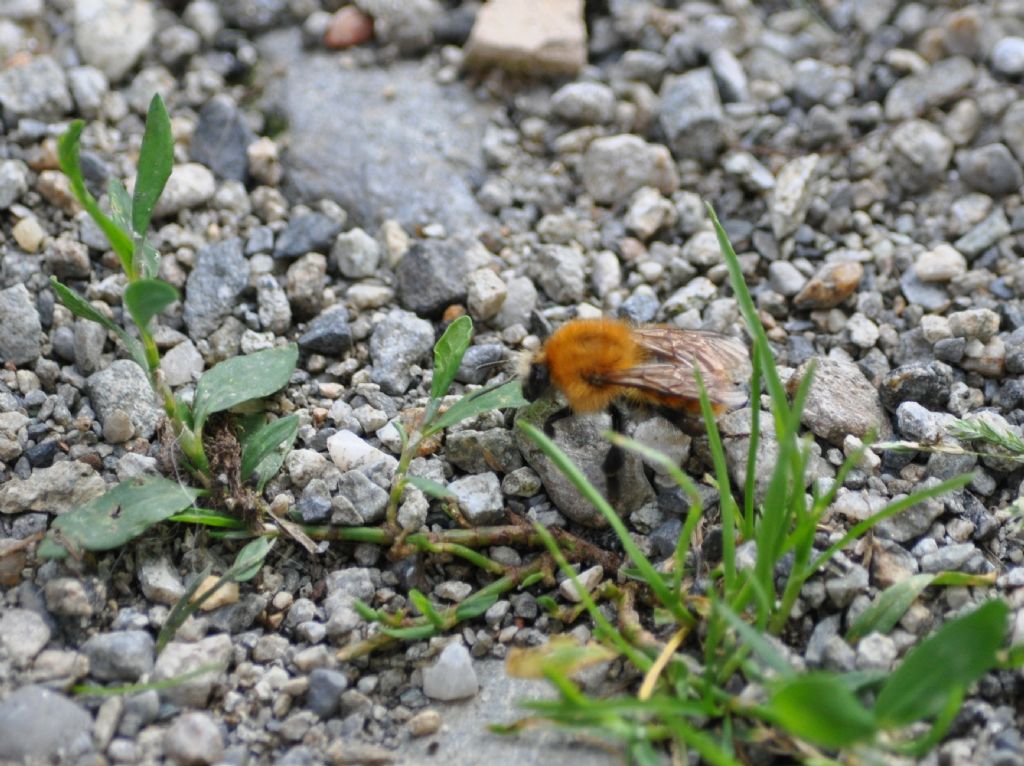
[2,1,1024,764]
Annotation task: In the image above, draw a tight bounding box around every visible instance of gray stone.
[956,144,1024,196]
[164,711,224,766]
[74,318,106,375]
[0,460,106,514]
[793,357,892,445]
[0,283,41,365]
[920,542,977,573]
[66,65,108,118]
[770,154,819,239]
[884,56,975,120]
[709,48,748,102]
[355,0,441,54]
[255,274,292,335]
[446,428,523,475]
[152,163,216,218]
[515,405,653,527]
[138,555,185,605]
[160,340,204,387]
[332,228,381,278]
[83,630,155,681]
[463,0,586,76]
[274,213,343,260]
[153,634,232,707]
[261,34,489,233]
[0,686,92,763]
[190,95,256,181]
[581,134,679,205]
[88,359,162,439]
[286,252,328,319]
[369,309,433,395]
[0,608,51,667]
[992,36,1024,77]
[298,304,352,355]
[792,59,853,109]
[396,239,468,318]
[183,238,250,338]
[0,55,70,122]
[307,668,349,717]
[448,472,504,525]
[335,470,389,525]
[551,81,615,125]
[658,68,725,164]
[954,207,1011,258]
[0,158,29,209]
[890,120,953,192]
[422,643,478,701]
[74,0,155,81]
[532,244,585,303]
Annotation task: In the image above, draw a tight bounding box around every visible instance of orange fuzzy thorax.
[538,318,646,413]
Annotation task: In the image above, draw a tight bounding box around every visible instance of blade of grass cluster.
[519,421,692,627]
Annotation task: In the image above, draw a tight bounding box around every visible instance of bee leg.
[542,407,572,438]
[602,404,626,506]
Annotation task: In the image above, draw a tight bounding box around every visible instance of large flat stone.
[259,29,490,235]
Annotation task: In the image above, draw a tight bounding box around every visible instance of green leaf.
[192,344,298,433]
[40,476,202,558]
[455,591,500,621]
[50,277,149,371]
[108,178,132,234]
[406,475,453,499]
[227,536,273,582]
[426,380,528,435]
[768,673,877,748]
[846,574,935,644]
[875,600,1009,727]
[239,414,299,485]
[352,600,381,621]
[156,565,212,654]
[382,624,438,640]
[58,120,135,275]
[431,315,473,399]
[132,94,173,238]
[124,279,178,331]
[168,508,247,528]
[408,589,445,629]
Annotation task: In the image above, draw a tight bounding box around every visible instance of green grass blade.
[767,673,877,749]
[426,380,528,434]
[239,414,299,483]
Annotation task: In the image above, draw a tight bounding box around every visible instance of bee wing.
[607,327,752,408]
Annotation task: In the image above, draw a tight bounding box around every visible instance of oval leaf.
[132,94,173,238]
[432,315,473,399]
[124,279,179,331]
[875,600,1009,727]
[42,476,202,557]
[239,414,299,484]
[192,344,298,432]
[769,673,877,749]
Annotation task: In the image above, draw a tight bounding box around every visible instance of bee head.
[522,358,550,402]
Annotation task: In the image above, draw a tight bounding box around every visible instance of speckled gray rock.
[884,56,975,120]
[164,711,225,766]
[262,34,489,233]
[332,227,381,278]
[0,608,51,667]
[0,686,93,764]
[396,239,468,318]
[369,309,434,394]
[889,120,953,192]
[532,244,586,303]
[551,81,615,125]
[0,460,106,514]
[658,68,726,164]
[584,135,678,206]
[792,357,893,445]
[88,359,162,439]
[74,0,155,81]
[298,304,352,355]
[0,54,71,122]
[190,94,256,181]
[956,143,1024,196]
[159,339,204,387]
[82,630,155,681]
[274,213,344,260]
[153,634,232,707]
[770,154,819,239]
[307,668,349,717]
[183,237,250,338]
[0,283,42,365]
[0,158,29,209]
[448,472,504,525]
[152,163,216,218]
